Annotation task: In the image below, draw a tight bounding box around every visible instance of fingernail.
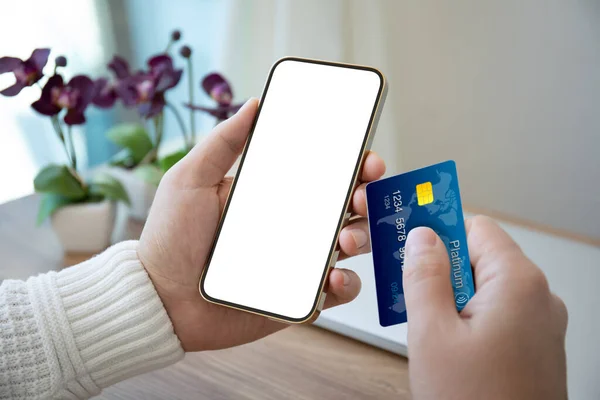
[350,229,368,249]
[405,227,437,255]
[342,270,351,286]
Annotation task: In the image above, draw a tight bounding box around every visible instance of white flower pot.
[106,167,157,221]
[51,200,116,253]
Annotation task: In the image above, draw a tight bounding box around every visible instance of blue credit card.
[366,160,475,327]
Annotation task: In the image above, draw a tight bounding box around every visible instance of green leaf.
[134,164,163,187]
[88,173,131,205]
[106,124,154,165]
[37,193,74,225]
[159,149,188,172]
[34,165,86,199]
[109,148,136,168]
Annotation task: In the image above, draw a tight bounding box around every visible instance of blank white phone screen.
[203,59,383,320]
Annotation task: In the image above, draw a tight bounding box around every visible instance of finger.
[552,293,569,333]
[338,218,370,260]
[465,215,526,288]
[360,151,386,182]
[179,98,259,187]
[323,268,362,309]
[351,183,368,217]
[349,152,384,217]
[403,227,458,333]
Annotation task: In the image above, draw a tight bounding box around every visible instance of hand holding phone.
[138,95,386,351]
[201,58,387,323]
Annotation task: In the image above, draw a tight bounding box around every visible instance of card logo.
[416,182,434,206]
[455,292,470,305]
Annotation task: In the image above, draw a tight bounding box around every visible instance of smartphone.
[200,57,387,323]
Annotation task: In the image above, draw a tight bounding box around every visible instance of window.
[0,0,227,205]
[0,1,108,204]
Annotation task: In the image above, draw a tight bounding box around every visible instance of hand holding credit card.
[366,160,475,327]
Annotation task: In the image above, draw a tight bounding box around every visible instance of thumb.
[180,98,259,187]
[403,227,457,332]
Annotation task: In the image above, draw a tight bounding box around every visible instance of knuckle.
[493,237,523,259]
[552,294,569,328]
[516,267,550,300]
[481,239,524,271]
[529,267,550,293]
[470,214,493,226]
[553,294,567,314]
[494,251,551,299]
[470,215,524,254]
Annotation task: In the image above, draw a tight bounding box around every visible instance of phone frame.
[199,56,388,324]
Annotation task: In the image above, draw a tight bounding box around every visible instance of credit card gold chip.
[416,182,434,206]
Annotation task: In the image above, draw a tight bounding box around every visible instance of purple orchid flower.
[184,73,244,123]
[92,77,118,108]
[115,54,182,118]
[31,74,95,125]
[108,55,131,79]
[0,48,50,96]
[92,56,132,108]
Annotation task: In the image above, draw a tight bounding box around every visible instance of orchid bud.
[55,56,67,67]
[180,45,192,58]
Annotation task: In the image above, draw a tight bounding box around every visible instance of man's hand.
[138,98,386,351]
[404,216,568,400]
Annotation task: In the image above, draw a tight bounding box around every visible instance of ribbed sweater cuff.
[27,241,184,398]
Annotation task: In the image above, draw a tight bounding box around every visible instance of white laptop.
[315,252,408,356]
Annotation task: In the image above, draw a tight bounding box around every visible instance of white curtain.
[216,0,402,175]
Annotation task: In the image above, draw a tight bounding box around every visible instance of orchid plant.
[0,29,243,222]
[0,49,129,224]
[185,72,244,123]
[98,30,244,186]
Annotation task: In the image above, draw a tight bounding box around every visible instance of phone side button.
[330,250,340,267]
[317,293,327,311]
[344,212,352,224]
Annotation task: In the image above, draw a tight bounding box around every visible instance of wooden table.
[0,195,410,399]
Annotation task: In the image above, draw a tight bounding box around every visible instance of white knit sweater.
[0,241,184,399]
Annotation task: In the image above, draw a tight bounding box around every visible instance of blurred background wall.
[387,0,600,240]
[217,0,600,240]
[1,0,599,240]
